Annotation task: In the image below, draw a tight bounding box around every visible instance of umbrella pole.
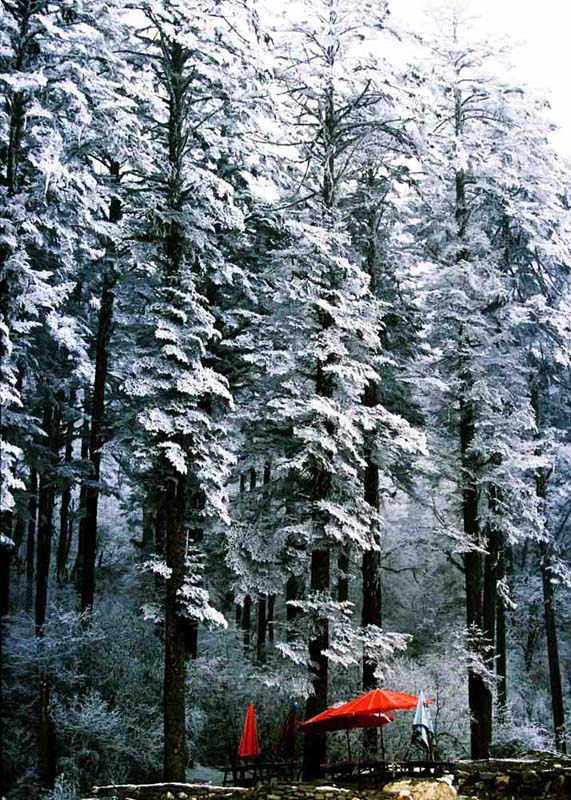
[380,724,385,762]
[346,729,352,761]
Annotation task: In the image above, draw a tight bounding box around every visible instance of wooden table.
[222,760,299,786]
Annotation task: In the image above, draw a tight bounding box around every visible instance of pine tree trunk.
[362,381,382,694]
[302,547,329,780]
[302,357,334,780]
[0,528,11,617]
[482,505,500,752]
[267,594,275,644]
[35,403,61,636]
[455,85,489,756]
[73,401,91,591]
[531,370,566,752]
[37,677,56,788]
[56,393,76,584]
[256,596,267,664]
[496,542,508,719]
[460,386,488,759]
[25,467,37,612]
[241,594,252,653]
[0,545,8,796]
[79,161,120,611]
[540,545,566,753]
[163,474,188,781]
[337,550,349,603]
[286,575,300,642]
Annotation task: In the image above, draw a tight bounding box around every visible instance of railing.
[321,759,456,787]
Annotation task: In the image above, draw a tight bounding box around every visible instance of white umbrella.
[411,690,435,758]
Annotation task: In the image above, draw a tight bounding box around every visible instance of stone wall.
[87,757,571,800]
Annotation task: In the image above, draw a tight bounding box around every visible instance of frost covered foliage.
[3,0,571,794]
[4,602,163,798]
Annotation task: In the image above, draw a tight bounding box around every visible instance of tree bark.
[302,547,329,780]
[73,398,91,591]
[482,496,500,751]
[337,549,349,603]
[362,380,382,694]
[25,467,37,612]
[460,388,488,759]
[267,594,275,644]
[496,542,508,719]
[286,575,300,642]
[37,677,56,788]
[163,474,188,781]
[531,370,566,753]
[540,545,566,753]
[241,594,252,654]
[256,596,266,664]
[35,402,61,636]
[80,162,120,612]
[56,393,76,584]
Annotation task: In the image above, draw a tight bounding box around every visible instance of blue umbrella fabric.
[411,690,435,755]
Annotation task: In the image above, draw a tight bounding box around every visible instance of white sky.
[391,0,571,154]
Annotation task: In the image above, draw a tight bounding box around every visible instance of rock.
[550,774,566,794]
[383,779,456,800]
[521,769,541,786]
[178,794,188,799]
[494,774,510,791]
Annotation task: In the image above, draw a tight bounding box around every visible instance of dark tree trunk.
[267,594,275,644]
[37,678,56,788]
[256,596,267,664]
[35,403,61,636]
[302,357,334,780]
[73,402,91,590]
[12,510,25,571]
[337,549,349,603]
[460,392,488,759]
[237,471,252,653]
[25,467,38,612]
[482,500,500,751]
[362,380,382,694]
[56,393,76,584]
[496,543,508,718]
[286,575,300,642]
[540,546,566,753]
[0,543,9,795]
[302,548,329,781]
[455,88,488,754]
[0,520,12,789]
[531,370,566,753]
[241,594,252,653]
[0,509,13,616]
[182,497,202,660]
[163,474,188,781]
[80,165,120,611]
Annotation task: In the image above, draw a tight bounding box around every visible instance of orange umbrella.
[238,702,260,759]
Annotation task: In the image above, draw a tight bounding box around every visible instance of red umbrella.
[238,703,260,759]
[299,705,394,733]
[299,688,429,761]
[300,688,423,733]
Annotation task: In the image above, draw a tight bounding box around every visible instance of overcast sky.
[391,0,571,154]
